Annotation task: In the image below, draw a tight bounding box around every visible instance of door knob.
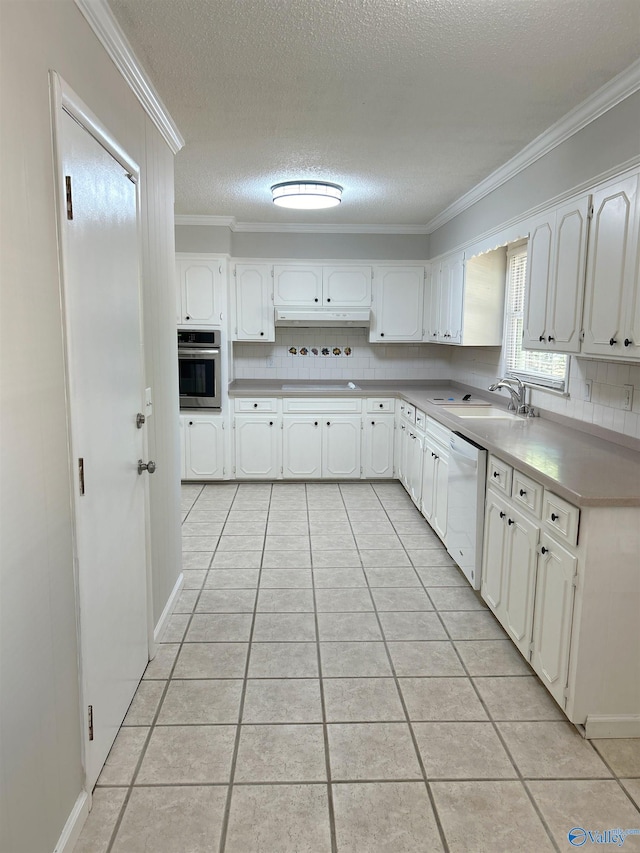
[138,460,157,475]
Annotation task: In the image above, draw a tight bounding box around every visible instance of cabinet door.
[282,417,322,478]
[323,417,361,478]
[362,417,395,478]
[582,174,639,358]
[179,417,186,480]
[235,416,281,479]
[549,196,590,353]
[370,267,424,341]
[420,440,437,524]
[235,264,275,341]
[423,265,438,342]
[184,416,224,479]
[178,258,223,326]
[323,266,371,307]
[522,214,553,350]
[407,431,424,507]
[433,451,449,541]
[502,506,539,658]
[273,265,322,306]
[531,534,577,708]
[445,255,465,344]
[481,491,509,614]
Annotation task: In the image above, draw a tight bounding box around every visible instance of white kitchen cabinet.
[481,491,509,613]
[370,266,425,341]
[362,416,395,478]
[523,195,590,353]
[273,264,323,306]
[405,427,424,507]
[420,418,450,542]
[181,414,225,480]
[282,416,323,478]
[582,171,640,359]
[530,533,577,708]
[234,415,281,479]
[429,249,506,346]
[322,266,372,306]
[322,416,362,478]
[234,264,275,341]
[176,256,225,327]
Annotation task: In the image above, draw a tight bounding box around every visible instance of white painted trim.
[53,791,90,853]
[584,715,640,739]
[174,214,428,234]
[73,0,184,154]
[153,571,184,644]
[425,59,640,233]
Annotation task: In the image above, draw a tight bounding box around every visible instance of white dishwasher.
[446,433,487,589]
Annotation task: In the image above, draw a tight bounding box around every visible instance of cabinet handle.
[624,338,633,347]
[540,546,549,555]
[519,489,526,497]
[550,512,559,521]
[507,518,514,525]
[499,511,506,519]
[538,335,545,342]
[610,337,617,346]
[548,335,555,342]
[493,471,500,478]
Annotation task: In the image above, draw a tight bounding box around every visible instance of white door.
[58,108,148,790]
[282,417,322,477]
[362,417,395,478]
[323,417,361,478]
[184,416,224,479]
[235,264,274,341]
[235,416,281,478]
[322,266,372,306]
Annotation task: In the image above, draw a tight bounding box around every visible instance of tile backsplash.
[451,348,640,440]
[232,328,452,381]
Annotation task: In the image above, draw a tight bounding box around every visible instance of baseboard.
[153,572,184,645]
[585,715,640,739]
[53,791,90,853]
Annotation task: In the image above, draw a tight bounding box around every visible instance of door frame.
[49,71,155,791]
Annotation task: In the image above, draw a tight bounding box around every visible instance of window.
[503,244,568,392]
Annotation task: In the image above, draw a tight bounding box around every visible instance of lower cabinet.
[420,425,450,542]
[362,416,395,478]
[181,414,225,480]
[282,415,361,478]
[234,415,281,479]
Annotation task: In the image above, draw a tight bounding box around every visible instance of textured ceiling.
[109,0,640,227]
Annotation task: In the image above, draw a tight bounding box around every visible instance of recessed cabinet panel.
[322,417,361,478]
[482,492,509,612]
[282,417,322,478]
[322,266,371,306]
[502,507,539,657]
[235,417,281,479]
[183,416,224,479]
[523,218,553,348]
[550,200,589,351]
[235,264,274,341]
[177,257,224,327]
[362,417,395,478]
[273,265,323,306]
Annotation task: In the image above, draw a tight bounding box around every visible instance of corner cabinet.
[370,266,425,341]
[233,264,275,341]
[176,255,226,327]
[180,414,225,480]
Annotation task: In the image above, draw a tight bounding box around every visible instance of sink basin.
[282,382,361,391]
[442,405,520,420]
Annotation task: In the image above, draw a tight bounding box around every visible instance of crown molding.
[174,215,428,234]
[425,58,640,234]
[74,0,184,154]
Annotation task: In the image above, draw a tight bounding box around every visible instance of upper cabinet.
[427,249,506,346]
[523,195,591,354]
[234,263,275,341]
[273,264,372,307]
[176,255,226,327]
[370,266,425,342]
[582,172,640,359]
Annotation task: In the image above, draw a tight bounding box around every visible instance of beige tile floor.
[74,481,640,853]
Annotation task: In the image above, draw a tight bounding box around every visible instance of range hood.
[275,308,371,327]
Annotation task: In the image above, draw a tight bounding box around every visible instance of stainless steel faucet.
[488,376,534,415]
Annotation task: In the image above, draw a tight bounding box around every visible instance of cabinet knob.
[185,315,190,320]
[548,335,555,342]
[538,335,545,342]
[379,403,383,408]
[610,337,617,346]
[188,421,193,426]
[371,421,375,425]
[326,421,330,426]
[624,338,633,347]
[493,471,500,478]
[269,421,273,426]
[314,298,319,303]
[550,512,559,521]
[380,332,385,337]
[519,489,526,497]
[314,421,318,427]
[540,546,549,555]
[507,518,514,525]
[254,403,258,408]
[499,511,506,519]
[326,298,331,303]
[260,331,264,336]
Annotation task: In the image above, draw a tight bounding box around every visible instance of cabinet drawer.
[543,491,580,546]
[399,401,416,423]
[282,397,362,414]
[415,409,427,430]
[488,455,513,495]
[426,416,452,449]
[512,470,543,518]
[235,398,279,413]
[366,398,395,414]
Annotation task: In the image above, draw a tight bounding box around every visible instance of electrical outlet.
[584,380,592,402]
[622,384,633,411]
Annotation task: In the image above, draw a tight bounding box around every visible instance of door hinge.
[232,419,236,429]
[280,465,283,474]
[88,705,94,741]
[78,458,85,495]
[588,204,594,220]
[233,267,237,277]
[580,329,585,341]
[65,176,73,220]
[572,574,579,588]
[125,172,137,184]
[529,642,534,654]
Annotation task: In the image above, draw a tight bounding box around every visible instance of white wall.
[233,328,452,381]
[0,3,180,851]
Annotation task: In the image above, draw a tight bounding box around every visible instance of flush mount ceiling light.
[271,180,343,210]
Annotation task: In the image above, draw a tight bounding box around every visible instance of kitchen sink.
[442,405,521,420]
[282,382,361,391]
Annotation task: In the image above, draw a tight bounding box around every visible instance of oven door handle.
[178,348,220,357]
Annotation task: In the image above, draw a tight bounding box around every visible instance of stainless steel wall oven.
[177,329,221,409]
